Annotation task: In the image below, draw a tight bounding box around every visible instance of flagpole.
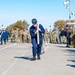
[37,24,39,44]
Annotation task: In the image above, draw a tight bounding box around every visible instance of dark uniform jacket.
[30,24,45,44]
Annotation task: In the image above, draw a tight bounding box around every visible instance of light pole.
[64,0,75,47]
[0,24,3,30]
[71,11,75,26]
[64,0,71,25]
[49,23,51,30]
[64,0,71,47]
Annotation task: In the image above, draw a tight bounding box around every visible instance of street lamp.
[64,0,71,25]
[71,11,75,15]
[64,0,69,5]
[64,0,75,26]
[71,11,75,27]
[63,0,71,47]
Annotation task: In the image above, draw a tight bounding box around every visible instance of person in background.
[65,25,69,47]
[1,30,7,45]
[61,28,66,44]
[5,29,10,42]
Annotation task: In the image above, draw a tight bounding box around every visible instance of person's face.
[33,24,37,27]
[66,27,68,29]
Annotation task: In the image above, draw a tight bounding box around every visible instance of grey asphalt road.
[0,43,75,75]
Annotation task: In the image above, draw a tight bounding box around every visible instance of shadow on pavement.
[67,60,75,62]
[66,49,75,68]
[14,56,31,60]
[67,50,75,53]
[41,51,45,55]
[66,49,75,56]
[57,45,75,68]
[57,46,67,48]
[67,64,75,68]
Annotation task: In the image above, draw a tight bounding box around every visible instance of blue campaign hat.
[32,18,37,24]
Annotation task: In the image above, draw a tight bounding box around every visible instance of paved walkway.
[0,43,75,75]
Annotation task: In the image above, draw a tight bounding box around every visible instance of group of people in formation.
[0,21,75,49]
[44,25,75,48]
[0,23,75,49]
[0,28,31,45]
[10,28,30,43]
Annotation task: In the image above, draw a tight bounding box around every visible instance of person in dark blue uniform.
[0,30,1,44]
[1,30,7,45]
[30,18,45,61]
[0,30,3,45]
[5,29,10,42]
[65,25,69,47]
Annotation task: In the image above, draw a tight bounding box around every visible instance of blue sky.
[0,0,75,29]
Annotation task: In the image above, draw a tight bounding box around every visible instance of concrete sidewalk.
[0,43,75,75]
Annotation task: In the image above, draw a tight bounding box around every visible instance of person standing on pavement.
[0,30,2,45]
[65,25,69,47]
[72,25,75,47]
[5,29,10,42]
[69,26,73,47]
[1,30,7,45]
[44,28,49,43]
[61,28,66,44]
[29,18,45,61]
[49,29,52,43]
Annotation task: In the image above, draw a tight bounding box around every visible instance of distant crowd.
[0,25,75,48]
[0,28,30,45]
[44,25,75,48]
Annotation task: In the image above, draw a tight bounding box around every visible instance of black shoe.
[66,46,68,47]
[30,57,36,61]
[0,43,3,45]
[37,56,41,60]
[4,42,6,44]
